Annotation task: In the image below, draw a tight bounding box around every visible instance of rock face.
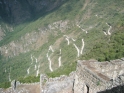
[0,27,4,41]
[0,20,69,57]
[0,24,13,41]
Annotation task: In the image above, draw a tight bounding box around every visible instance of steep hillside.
[0,0,124,86]
[0,0,65,24]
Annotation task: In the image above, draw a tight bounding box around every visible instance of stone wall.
[40,72,75,93]
[39,59,124,93]
[0,81,40,93]
[74,62,107,93]
[74,59,124,93]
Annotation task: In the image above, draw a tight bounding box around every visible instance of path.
[31,55,33,64]
[73,44,80,57]
[65,38,70,45]
[60,49,61,54]
[47,45,54,72]
[49,46,54,52]
[72,38,76,41]
[106,23,112,35]
[36,69,39,77]
[27,68,30,75]
[104,32,107,35]
[35,65,37,70]
[77,25,88,33]
[58,57,61,67]
[80,39,85,54]
[81,0,89,11]
[64,35,70,45]
[34,57,38,63]
[48,57,53,72]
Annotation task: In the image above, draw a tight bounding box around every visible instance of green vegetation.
[96,81,100,86]
[0,82,11,89]
[47,61,77,78]
[0,52,32,83]
[80,29,124,61]
[0,0,84,46]
[0,75,40,88]
[18,75,40,83]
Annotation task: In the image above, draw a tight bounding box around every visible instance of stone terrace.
[89,59,124,80]
[75,58,124,93]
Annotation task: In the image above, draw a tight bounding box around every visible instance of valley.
[0,0,124,91]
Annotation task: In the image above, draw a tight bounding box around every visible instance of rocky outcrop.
[0,24,13,41]
[0,20,69,58]
[0,26,5,41]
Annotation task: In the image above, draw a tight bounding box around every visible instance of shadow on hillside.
[97,85,124,93]
[0,0,69,25]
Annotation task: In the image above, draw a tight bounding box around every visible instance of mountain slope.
[0,0,124,85]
